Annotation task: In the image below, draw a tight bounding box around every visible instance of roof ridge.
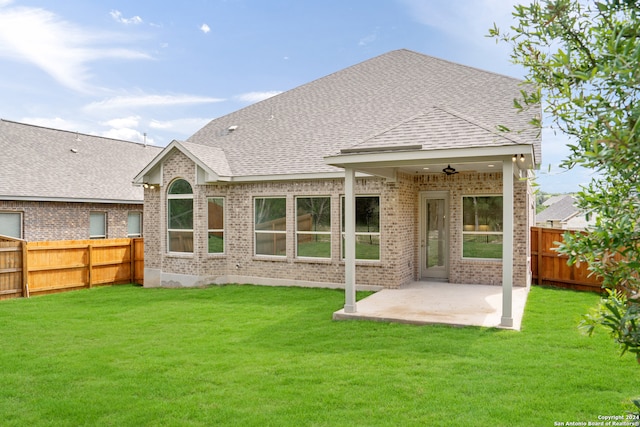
[191,49,526,143]
[0,118,158,149]
[391,49,526,83]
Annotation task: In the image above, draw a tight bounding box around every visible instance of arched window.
[167,179,193,253]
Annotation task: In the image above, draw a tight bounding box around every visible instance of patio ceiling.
[326,144,535,181]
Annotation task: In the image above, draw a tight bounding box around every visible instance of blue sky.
[0,0,594,193]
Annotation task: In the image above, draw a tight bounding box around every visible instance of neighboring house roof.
[536,195,579,223]
[542,194,567,207]
[137,49,541,183]
[1,119,162,203]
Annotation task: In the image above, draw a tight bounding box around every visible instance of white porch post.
[344,167,357,313]
[501,157,514,327]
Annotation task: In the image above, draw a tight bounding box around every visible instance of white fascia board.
[224,171,359,183]
[133,140,228,184]
[197,165,230,184]
[0,196,143,204]
[324,144,535,168]
[133,140,181,184]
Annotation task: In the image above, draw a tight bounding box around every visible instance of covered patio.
[333,281,530,330]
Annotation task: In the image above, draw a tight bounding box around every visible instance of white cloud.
[0,5,151,93]
[149,118,211,135]
[0,0,14,8]
[101,115,141,129]
[235,91,282,103]
[358,29,379,46]
[84,94,226,111]
[20,116,81,131]
[101,127,151,144]
[399,0,519,45]
[200,23,210,34]
[110,10,143,25]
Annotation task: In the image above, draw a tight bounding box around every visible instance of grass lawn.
[0,285,638,426]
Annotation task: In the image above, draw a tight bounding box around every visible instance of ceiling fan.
[442,164,458,176]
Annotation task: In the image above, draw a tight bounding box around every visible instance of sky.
[0,0,595,194]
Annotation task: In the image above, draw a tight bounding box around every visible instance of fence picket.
[0,237,144,300]
[530,227,603,292]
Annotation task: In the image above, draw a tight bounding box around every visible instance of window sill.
[206,253,226,259]
[293,257,333,265]
[339,259,382,266]
[166,252,194,259]
[252,255,288,262]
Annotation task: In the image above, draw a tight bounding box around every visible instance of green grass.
[0,285,638,426]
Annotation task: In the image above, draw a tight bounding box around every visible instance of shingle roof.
[185,49,541,177]
[536,196,579,223]
[1,119,162,203]
[348,106,528,152]
[180,141,232,177]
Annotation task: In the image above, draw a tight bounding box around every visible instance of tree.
[490,0,640,360]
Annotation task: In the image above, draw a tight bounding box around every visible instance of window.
[462,196,503,259]
[255,197,286,256]
[208,197,224,254]
[90,212,107,239]
[296,197,331,258]
[127,212,142,237]
[341,196,380,260]
[0,212,22,239]
[167,179,193,253]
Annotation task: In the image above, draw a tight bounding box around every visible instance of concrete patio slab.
[333,281,530,330]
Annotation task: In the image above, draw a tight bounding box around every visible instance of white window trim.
[295,196,331,259]
[0,211,23,239]
[90,212,107,239]
[461,194,503,260]
[127,211,143,238]
[254,196,287,257]
[340,194,381,261]
[167,179,194,254]
[207,197,225,254]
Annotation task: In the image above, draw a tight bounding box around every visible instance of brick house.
[0,119,162,241]
[135,50,541,326]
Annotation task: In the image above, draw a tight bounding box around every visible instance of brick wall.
[410,171,530,286]
[148,150,532,288]
[0,200,143,241]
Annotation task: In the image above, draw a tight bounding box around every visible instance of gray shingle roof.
[185,49,541,177]
[180,141,232,177]
[1,119,162,202]
[536,196,579,223]
[348,106,529,152]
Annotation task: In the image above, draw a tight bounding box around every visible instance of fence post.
[130,238,135,284]
[21,241,29,298]
[87,244,93,289]
[537,227,543,285]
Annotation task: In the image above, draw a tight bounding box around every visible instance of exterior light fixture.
[520,154,525,162]
[512,155,517,162]
[442,164,458,176]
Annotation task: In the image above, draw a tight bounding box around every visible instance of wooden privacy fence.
[530,227,603,292]
[0,236,144,300]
